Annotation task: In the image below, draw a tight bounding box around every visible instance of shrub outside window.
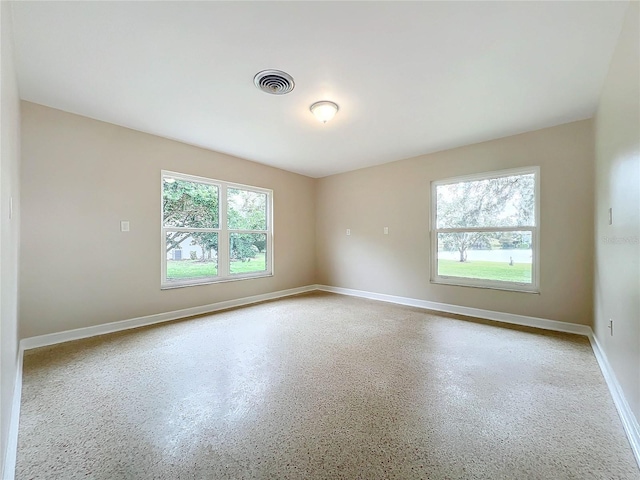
[162,171,272,288]
[431,167,539,292]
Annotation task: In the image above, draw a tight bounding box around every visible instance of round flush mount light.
[254,69,295,95]
[310,101,339,123]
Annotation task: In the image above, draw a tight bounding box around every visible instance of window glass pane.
[163,177,219,229]
[227,188,267,230]
[437,231,532,284]
[229,233,267,274]
[166,232,218,281]
[436,174,535,229]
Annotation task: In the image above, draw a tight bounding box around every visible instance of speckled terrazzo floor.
[16,292,639,479]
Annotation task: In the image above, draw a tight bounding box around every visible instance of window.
[431,167,539,292]
[162,171,272,288]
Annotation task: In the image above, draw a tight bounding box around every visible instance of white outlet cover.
[121,221,130,232]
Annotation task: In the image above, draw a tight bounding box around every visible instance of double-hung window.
[162,171,272,288]
[431,167,539,292]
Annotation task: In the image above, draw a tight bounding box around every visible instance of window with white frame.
[162,171,272,288]
[431,167,539,292]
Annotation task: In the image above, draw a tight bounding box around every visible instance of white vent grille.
[254,70,295,95]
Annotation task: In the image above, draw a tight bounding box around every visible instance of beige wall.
[317,120,594,326]
[1,1,21,476]
[9,1,640,458]
[20,102,316,338]
[594,1,640,421]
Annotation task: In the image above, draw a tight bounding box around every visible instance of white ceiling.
[10,1,629,178]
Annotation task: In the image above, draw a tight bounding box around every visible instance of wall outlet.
[384,226,389,234]
[121,221,130,232]
[346,228,351,236]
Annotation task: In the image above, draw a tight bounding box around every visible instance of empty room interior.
[1,1,639,479]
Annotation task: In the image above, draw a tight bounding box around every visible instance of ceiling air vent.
[254,69,295,95]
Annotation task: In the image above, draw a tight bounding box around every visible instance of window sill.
[431,278,539,294]
[161,272,273,290]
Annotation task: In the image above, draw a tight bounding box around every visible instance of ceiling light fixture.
[310,101,339,123]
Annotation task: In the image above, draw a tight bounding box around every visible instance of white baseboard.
[20,285,317,351]
[8,283,639,475]
[317,284,639,468]
[589,334,640,468]
[318,284,640,467]
[20,282,590,352]
[316,284,592,336]
[3,348,23,480]
[7,285,316,479]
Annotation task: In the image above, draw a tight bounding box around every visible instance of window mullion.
[267,190,273,274]
[163,227,219,233]
[435,226,535,234]
[219,185,230,277]
[228,229,267,234]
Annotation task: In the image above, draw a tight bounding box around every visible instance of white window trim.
[430,166,540,294]
[161,170,273,289]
